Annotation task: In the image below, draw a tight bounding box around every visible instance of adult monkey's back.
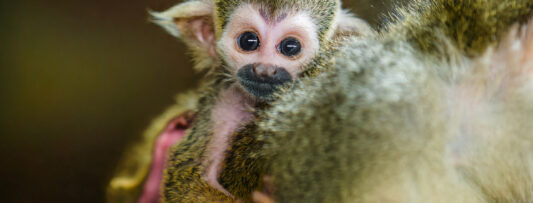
[258,0,533,202]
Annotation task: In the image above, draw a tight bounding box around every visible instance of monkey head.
[219,2,326,100]
[151,0,371,101]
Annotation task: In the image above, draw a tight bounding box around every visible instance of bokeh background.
[0,0,405,202]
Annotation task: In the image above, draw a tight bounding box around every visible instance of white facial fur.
[218,3,319,78]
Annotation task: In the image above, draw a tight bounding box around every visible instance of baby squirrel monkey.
[108,0,372,202]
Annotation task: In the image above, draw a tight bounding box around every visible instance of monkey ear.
[150,0,217,68]
[334,10,374,37]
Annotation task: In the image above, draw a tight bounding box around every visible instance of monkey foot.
[138,111,196,203]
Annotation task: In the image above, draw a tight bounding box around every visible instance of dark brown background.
[0,0,404,202]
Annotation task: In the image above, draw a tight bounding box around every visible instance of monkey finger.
[252,191,276,203]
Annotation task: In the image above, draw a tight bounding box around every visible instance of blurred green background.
[0,0,403,202]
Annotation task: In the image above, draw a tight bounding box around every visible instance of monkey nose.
[253,64,279,77]
[237,64,292,85]
[251,64,292,83]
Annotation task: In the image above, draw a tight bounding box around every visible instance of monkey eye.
[278,37,301,57]
[238,32,260,52]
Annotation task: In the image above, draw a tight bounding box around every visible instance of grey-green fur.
[385,0,533,56]
[253,0,533,202]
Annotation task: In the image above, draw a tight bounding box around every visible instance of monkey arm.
[107,91,199,203]
[219,122,269,201]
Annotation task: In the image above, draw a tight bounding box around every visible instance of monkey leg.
[219,123,269,201]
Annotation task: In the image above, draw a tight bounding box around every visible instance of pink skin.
[187,17,217,58]
[138,115,193,203]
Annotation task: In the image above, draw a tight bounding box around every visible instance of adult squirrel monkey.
[250,0,533,202]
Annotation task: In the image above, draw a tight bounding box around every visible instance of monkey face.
[218,3,320,100]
